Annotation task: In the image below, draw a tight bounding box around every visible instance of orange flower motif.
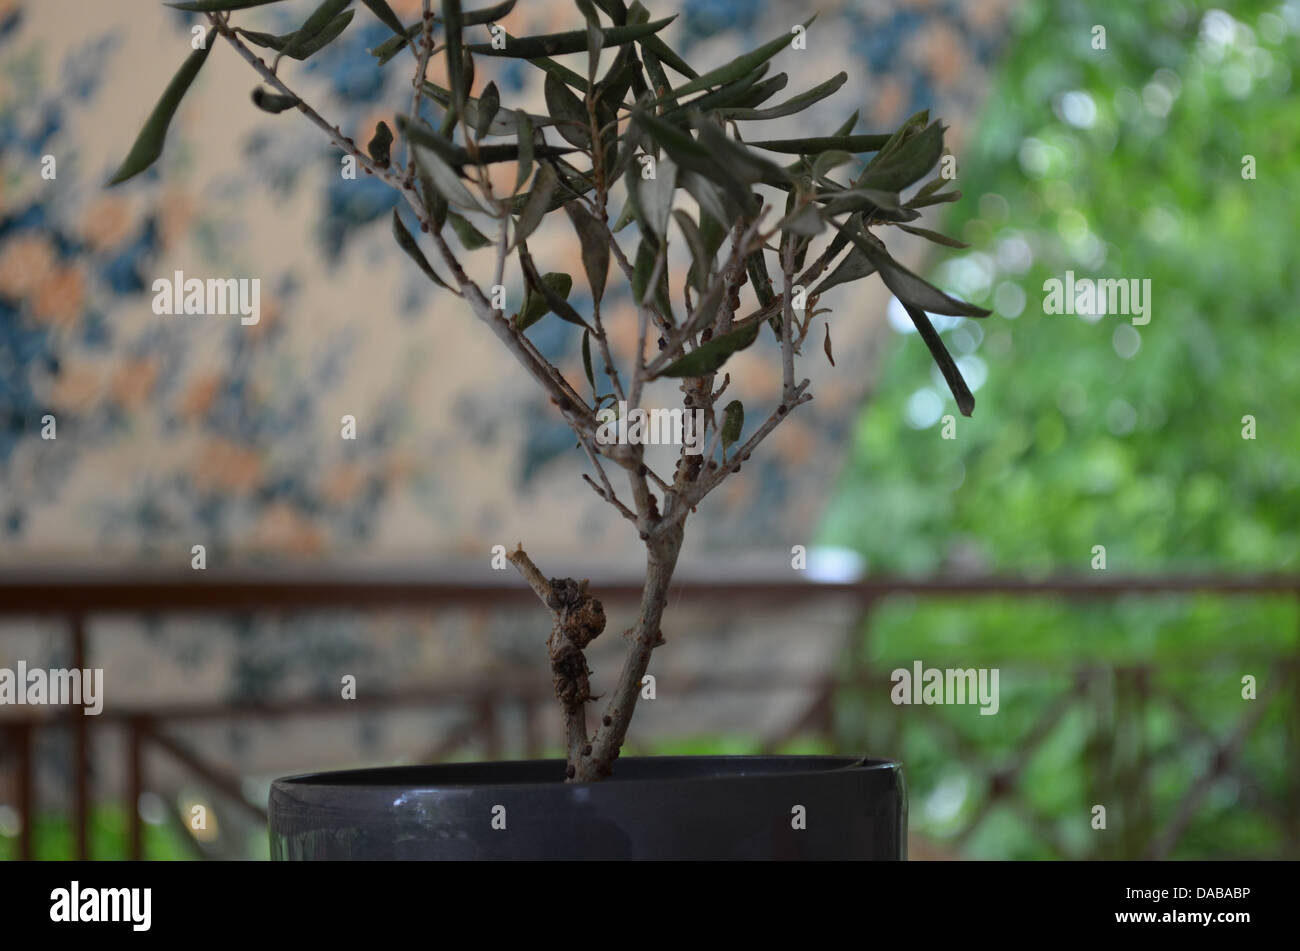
[193,440,262,494]
[110,357,160,410]
[253,502,324,556]
[179,374,223,420]
[82,196,133,252]
[0,232,56,300]
[31,266,86,328]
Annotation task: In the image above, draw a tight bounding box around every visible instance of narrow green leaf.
[671,15,815,98]
[894,222,969,249]
[720,400,744,451]
[659,320,761,378]
[905,301,974,416]
[565,201,611,305]
[447,210,492,249]
[748,133,889,155]
[632,108,755,215]
[367,120,393,165]
[715,70,846,121]
[581,329,596,389]
[474,81,500,139]
[693,118,790,187]
[467,16,676,58]
[359,0,405,36]
[512,163,557,248]
[813,245,875,296]
[858,121,945,192]
[516,272,574,330]
[251,87,298,113]
[108,34,214,186]
[631,239,656,304]
[832,220,989,318]
[544,72,590,149]
[444,0,466,113]
[391,209,453,290]
[281,0,353,61]
[638,154,677,239]
[672,209,710,292]
[514,111,534,194]
[908,188,962,210]
[167,0,286,10]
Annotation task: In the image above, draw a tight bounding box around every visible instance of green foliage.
[823,0,1300,859]
[115,0,987,411]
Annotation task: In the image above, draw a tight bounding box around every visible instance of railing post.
[70,613,89,860]
[13,722,33,860]
[128,716,146,861]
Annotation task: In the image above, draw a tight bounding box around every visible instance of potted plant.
[113,0,988,859]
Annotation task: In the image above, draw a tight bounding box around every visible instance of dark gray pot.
[269,755,906,860]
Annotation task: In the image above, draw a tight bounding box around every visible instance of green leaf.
[581,329,596,389]
[812,150,853,179]
[240,9,355,60]
[367,120,393,165]
[167,0,286,10]
[544,72,590,149]
[576,0,604,84]
[631,239,656,305]
[632,108,755,215]
[107,33,214,186]
[444,0,466,113]
[422,80,556,136]
[359,0,405,36]
[410,138,486,213]
[514,111,534,194]
[813,245,875,295]
[671,15,815,98]
[251,87,298,113]
[281,0,353,61]
[638,154,677,239]
[832,220,989,318]
[716,69,846,121]
[783,203,824,236]
[467,16,677,58]
[565,201,611,305]
[660,320,761,377]
[907,187,962,210]
[858,120,944,192]
[474,81,500,140]
[391,209,453,290]
[692,118,790,187]
[447,210,492,249]
[517,272,574,330]
[748,134,889,155]
[894,222,969,249]
[720,399,744,451]
[512,163,557,248]
[672,209,710,293]
[819,187,914,220]
[904,301,974,417]
[462,0,518,25]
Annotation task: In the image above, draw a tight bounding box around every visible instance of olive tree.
[113,0,988,781]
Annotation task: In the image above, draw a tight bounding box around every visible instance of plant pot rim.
[273,754,900,794]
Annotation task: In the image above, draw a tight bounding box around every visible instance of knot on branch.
[547,577,606,649]
[550,641,593,707]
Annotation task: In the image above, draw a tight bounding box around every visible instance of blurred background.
[1,0,1297,859]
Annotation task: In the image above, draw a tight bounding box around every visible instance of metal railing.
[1,571,1297,859]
